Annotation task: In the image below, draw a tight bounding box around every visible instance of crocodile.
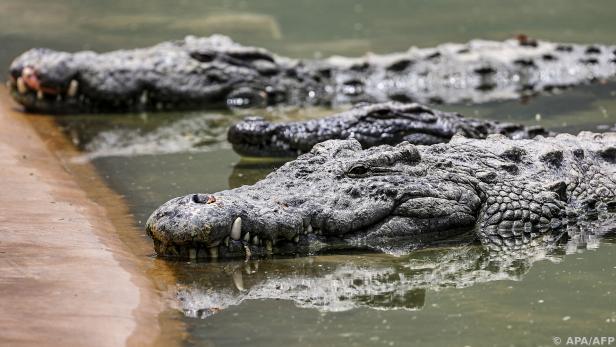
[146,131,616,260]
[8,35,616,114]
[228,102,550,157]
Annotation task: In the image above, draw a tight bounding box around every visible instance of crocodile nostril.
[192,194,216,204]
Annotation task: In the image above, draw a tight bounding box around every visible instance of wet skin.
[146,132,616,260]
[8,35,616,113]
[228,102,551,157]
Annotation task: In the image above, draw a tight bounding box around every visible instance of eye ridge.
[347,164,370,177]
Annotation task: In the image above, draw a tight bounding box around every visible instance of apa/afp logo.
[553,336,615,346]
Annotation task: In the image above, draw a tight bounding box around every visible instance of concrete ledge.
[0,90,171,346]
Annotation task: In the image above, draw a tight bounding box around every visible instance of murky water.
[3,1,616,346]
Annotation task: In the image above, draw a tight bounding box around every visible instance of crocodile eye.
[347,164,369,177]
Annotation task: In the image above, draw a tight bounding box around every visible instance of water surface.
[3,1,616,346]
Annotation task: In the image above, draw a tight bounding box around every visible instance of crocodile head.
[146,139,484,259]
[227,102,551,158]
[227,103,487,157]
[7,35,323,113]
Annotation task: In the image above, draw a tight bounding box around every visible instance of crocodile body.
[228,102,550,157]
[8,35,616,113]
[146,132,616,259]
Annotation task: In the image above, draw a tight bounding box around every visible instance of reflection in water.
[79,113,232,160]
[172,218,615,319]
[57,107,339,161]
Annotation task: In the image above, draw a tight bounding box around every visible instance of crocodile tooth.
[230,217,242,240]
[16,77,27,94]
[293,235,300,243]
[232,271,245,291]
[307,225,313,234]
[243,232,250,242]
[67,79,79,97]
[224,236,230,247]
[208,246,219,259]
[22,67,35,78]
[252,235,259,245]
[265,240,273,252]
[189,248,197,260]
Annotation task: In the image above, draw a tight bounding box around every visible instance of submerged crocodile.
[146,131,616,259]
[229,102,550,157]
[8,35,616,113]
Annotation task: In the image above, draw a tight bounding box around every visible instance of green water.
[3,1,616,346]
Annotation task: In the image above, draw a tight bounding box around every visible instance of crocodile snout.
[146,192,309,259]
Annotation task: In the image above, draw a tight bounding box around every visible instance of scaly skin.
[8,35,616,113]
[228,102,551,157]
[8,35,327,113]
[146,132,616,260]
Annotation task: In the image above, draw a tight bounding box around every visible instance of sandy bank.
[0,89,179,346]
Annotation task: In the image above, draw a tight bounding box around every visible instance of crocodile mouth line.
[230,141,301,158]
[149,193,471,260]
[7,66,231,113]
[9,67,79,102]
[229,129,453,157]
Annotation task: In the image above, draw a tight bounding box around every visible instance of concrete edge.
[0,88,183,347]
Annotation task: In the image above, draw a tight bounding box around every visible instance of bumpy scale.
[8,35,616,113]
[146,132,616,259]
